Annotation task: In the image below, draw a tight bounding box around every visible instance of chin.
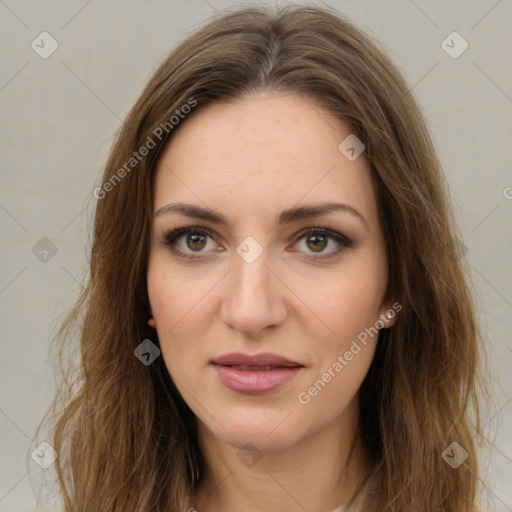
[199,404,304,452]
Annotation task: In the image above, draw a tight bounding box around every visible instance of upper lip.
[211,352,303,367]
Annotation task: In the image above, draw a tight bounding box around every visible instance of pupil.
[188,234,206,251]
[185,233,328,253]
[308,235,327,252]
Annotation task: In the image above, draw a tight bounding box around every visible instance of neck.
[191,396,369,512]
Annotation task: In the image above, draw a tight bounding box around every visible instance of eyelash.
[161,226,353,261]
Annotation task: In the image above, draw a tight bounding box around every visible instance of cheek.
[146,259,217,376]
[295,271,383,413]
[294,262,386,343]
[147,255,217,330]
[296,341,376,425]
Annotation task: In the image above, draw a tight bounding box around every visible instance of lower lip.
[212,364,303,395]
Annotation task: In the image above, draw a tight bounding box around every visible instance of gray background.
[0,0,510,510]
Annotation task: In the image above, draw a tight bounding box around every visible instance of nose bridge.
[221,238,286,334]
[235,247,269,292]
[231,240,273,306]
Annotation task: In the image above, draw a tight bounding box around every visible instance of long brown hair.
[36,4,486,510]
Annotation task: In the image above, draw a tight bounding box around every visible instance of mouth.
[210,352,304,395]
[222,364,290,371]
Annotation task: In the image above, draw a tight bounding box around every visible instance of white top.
[188,502,357,511]
[330,498,362,512]
[190,495,363,511]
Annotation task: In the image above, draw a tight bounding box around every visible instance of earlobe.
[378,301,400,329]
[148,317,156,328]
[383,309,397,328]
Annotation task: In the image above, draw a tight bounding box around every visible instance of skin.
[147,90,397,512]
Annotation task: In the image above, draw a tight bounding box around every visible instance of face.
[147,91,396,453]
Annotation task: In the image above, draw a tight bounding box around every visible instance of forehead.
[153,92,378,227]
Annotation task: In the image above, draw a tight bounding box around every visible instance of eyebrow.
[154,201,368,230]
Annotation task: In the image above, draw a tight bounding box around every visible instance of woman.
[38,4,485,511]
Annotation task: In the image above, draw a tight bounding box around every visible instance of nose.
[220,246,287,337]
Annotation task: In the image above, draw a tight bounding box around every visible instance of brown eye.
[291,227,353,260]
[186,233,207,251]
[163,226,351,261]
[306,234,328,252]
[163,227,219,259]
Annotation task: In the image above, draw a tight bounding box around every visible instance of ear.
[148,317,156,328]
[377,300,402,329]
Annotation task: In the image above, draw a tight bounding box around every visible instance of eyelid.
[161,225,352,260]
[288,227,352,259]
[162,226,221,258]
[292,226,352,247]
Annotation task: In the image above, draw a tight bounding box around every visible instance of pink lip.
[210,352,304,395]
[211,352,302,367]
